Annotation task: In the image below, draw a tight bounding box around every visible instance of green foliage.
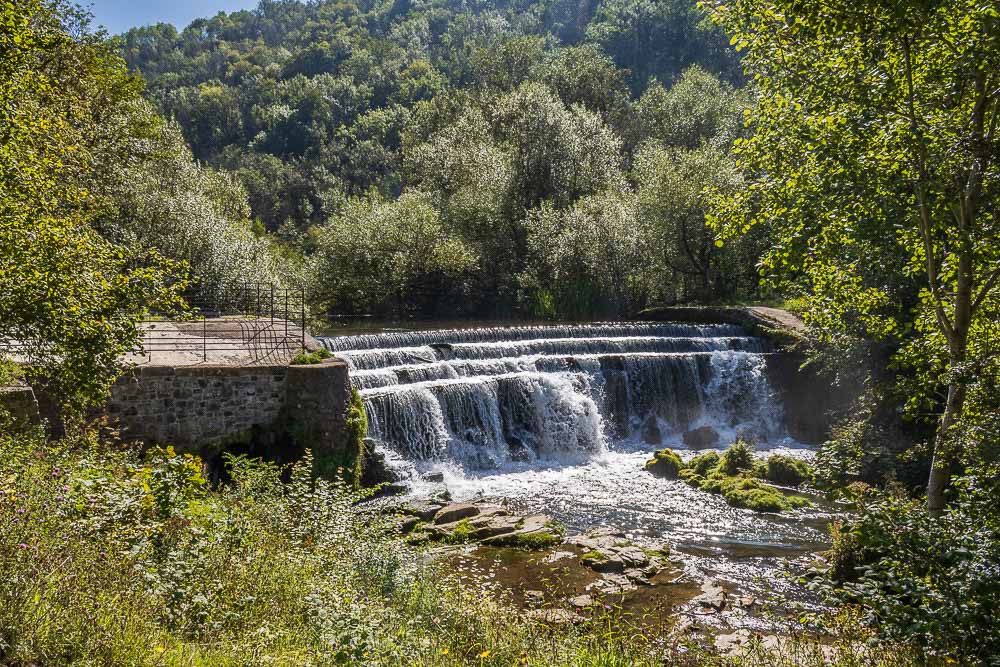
[0,424,801,666]
[644,448,684,479]
[344,388,368,487]
[0,0,186,412]
[309,191,478,318]
[815,470,1000,665]
[706,0,1000,503]
[717,439,754,475]
[635,139,760,303]
[677,442,812,513]
[290,348,333,365]
[115,0,766,320]
[758,455,814,487]
[685,451,721,477]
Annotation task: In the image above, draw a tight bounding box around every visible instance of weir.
[320,323,786,475]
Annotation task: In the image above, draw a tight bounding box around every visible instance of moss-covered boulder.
[674,442,813,513]
[644,448,684,479]
[756,455,813,487]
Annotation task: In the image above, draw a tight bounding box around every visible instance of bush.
[290,348,333,365]
[718,439,755,475]
[816,469,1000,665]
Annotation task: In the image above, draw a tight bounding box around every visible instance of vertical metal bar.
[203,314,207,362]
[300,288,305,350]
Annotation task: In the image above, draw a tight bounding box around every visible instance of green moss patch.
[644,448,684,478]
[290,348,333,365]
[671,442,813,513]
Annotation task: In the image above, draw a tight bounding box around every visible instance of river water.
[319,322,835,587]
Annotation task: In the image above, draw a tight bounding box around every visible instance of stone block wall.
[107,365,289,449]
[103,359,354,478]
[0,384,41,427]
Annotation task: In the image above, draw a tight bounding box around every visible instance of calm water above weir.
[319,322,835,572]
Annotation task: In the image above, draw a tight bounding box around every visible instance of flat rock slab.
[401,500,446,522]
[433,502,481,525]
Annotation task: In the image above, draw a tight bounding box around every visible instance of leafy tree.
[0,0,183,411]
[308,192,479,317]
[637,65,748,149]
[586,0,740,91]
[635,143,751,302]
[521,191,649,318]
[707,0,1000,511]
[493,82,625,212]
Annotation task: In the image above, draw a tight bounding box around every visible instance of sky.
[87,0,259,35]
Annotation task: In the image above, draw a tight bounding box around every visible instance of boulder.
[421,471,445,483]
[480,515,564,549]
[644,448,683,479]
[433,502,480,525]
[683,426,720,449]
[400,500,446,522]
[581,551,625,573]
[524,590,545,608]
[397,515,422,534]
[526,608,584,625]
[567,594,595,609]
[641,415,662,445]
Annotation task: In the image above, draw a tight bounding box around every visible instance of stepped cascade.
[321,323,785,473]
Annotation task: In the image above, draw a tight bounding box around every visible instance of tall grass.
[0,425,922,666]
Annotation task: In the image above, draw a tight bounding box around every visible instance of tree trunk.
[926,378,968,515]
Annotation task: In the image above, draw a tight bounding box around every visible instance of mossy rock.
[644,448,684,479]
[679,442,813,513]
[758,455,813,487]
[717,439,755,475]
[686,451,720,477]
[442,518,477,544]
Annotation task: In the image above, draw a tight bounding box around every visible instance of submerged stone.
[683,425,721,448]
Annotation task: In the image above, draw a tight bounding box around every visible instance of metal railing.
[140,283,308,364]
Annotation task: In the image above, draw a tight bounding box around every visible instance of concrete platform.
[129,317,323,367]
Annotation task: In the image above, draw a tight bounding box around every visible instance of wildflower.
[19,543,28,549]
[478,650,490,659]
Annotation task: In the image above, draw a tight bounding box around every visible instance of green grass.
[290,348,333,364]
[0,424,920,666]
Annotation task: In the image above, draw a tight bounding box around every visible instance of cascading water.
[321,323,787,472]
[321,322,831,610]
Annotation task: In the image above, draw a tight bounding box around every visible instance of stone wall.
[107,365,289,449]
[0,384,41,427]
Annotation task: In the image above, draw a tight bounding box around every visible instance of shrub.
[718,439,755,475]
[290,348,333,364]
[814,469,1000,665]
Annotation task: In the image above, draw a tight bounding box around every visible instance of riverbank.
[0,425,919,666]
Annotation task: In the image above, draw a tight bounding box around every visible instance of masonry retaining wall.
[104,359,353,472]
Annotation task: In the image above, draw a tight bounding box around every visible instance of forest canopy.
[119,0,752,319]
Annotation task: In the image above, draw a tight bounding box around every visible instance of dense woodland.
[118,0,757,318]
[1,0,999,664]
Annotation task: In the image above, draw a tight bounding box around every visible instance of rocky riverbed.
[383,494,827,653]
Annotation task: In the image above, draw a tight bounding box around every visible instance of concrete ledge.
[639,306,806,347]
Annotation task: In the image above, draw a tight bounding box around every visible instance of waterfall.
[320,323,784,472]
